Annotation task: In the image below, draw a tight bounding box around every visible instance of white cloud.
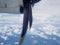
[53,37,56,40]
[0,35,8,40]
[42,24,57,35]
[13,29,21,34]
[0,43,4,45]
[14,42,19,44]
[33,40,38,45]
[29,28,48,39]
[6,32,13,36]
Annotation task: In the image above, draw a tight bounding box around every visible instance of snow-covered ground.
[0,0,60,45]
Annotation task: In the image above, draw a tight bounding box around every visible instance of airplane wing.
[19,4,32,44]
[0,0,23,14]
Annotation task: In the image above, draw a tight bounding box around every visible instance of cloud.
[29,28,48,39]
[33,40,38,45]
[0,43,4,45]
[0,35,8,40]
[14,42,19,45]
[6,32,13,36]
